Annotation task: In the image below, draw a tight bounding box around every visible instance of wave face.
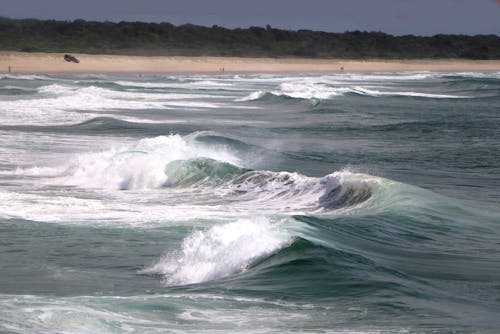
[1,72,500,334]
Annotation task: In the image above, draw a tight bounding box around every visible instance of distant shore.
[1,52,499,74]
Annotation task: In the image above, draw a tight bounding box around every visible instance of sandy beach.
[0,52,499,73]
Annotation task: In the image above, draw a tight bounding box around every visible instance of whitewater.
[1,71,499,333]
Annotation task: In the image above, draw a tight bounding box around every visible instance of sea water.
[0,71,499,333]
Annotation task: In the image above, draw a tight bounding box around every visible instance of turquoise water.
[0,71,499,333]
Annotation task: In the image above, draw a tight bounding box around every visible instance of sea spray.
[57,135,241,190]
[142,217,294,285]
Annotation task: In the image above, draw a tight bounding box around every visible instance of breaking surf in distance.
[1,71,500,333]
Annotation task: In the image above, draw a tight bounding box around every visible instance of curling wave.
[162,158,376,211]
[19,133,378,213]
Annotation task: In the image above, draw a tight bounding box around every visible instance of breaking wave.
[239,82,470,101]
[141,217,295,286]
[50,134,241,190]
[10,133,378,213]
[162,158,376,211]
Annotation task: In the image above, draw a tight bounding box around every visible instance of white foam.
[351,86,469,99]
[0,84,224,125]
[0,100,91,126]
[0,74,51,80]
[0,295,145,334]
[0,185,248,226]
[0,131,121,171]
[0,190,109,223]
[240,80,469,101]
[11,166,64,177]
[115,79,236,90]
[56,135,241,190]
[142,217,294,285]
[277,82,350,99]
[331,72,436,82]
[442,71,500,79]
[225,170,379,214]
[235,90,266,101]
[38,84,222,106]
[1,293,378,334]
[0,127,383,227]
[229,72,480,102]
[236,82,345,101]
[115,81,177,88]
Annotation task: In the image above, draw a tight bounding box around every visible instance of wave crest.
[55,135,241,190]
[141,217,294,286]
[161,157,377,212]
[32,133,377,212]
[239,81,470,102]
[164,158,250,187]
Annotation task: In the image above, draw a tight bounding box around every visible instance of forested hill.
[1,18,499,59]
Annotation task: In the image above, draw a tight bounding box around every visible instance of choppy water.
[1,71,499,333]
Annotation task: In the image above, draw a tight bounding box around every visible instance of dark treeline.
[1,17,499,59]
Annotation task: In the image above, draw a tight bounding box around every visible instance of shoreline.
[1,52,499,74]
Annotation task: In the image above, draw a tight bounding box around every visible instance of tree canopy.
[1,18,499,59]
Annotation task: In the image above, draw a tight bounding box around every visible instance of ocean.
[0,71,499,333]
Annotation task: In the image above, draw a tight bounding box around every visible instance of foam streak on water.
[1,72,500,334]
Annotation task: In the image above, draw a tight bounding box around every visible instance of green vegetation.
[1,17,499,59]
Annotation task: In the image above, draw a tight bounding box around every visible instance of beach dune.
[1,52,499,73]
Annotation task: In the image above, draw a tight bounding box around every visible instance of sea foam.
[142,217,294,285]
[58,135,241,190]
[239,81,469,101]
[234,73,473,102]
[0,83,222,126]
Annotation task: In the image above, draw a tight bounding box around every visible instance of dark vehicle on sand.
[64,54,79,63]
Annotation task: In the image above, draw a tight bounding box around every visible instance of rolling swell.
[70,117,193,136]
[142,185,500,331]
[0,86,38,96]
[441,76,500,98]
[142,178,500,330]
[0,117,195,137]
